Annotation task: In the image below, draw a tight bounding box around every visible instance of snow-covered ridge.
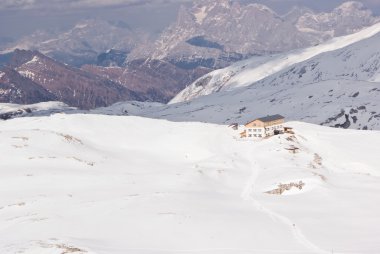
[336,1,365,12]
[170,21,380,104]
[248,3,277,15]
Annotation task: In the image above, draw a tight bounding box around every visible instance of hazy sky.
[1,0,380,40]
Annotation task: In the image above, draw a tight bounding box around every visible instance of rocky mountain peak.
[1,18,148,67]
[193,0,231,8]
[334,1,366,13]
[129,1,380,69]
[7,49,45,68]
[296,1,379,37]
[283,6,314,23]
[246,3,277,15]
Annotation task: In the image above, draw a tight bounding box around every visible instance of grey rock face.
[129,1,379,68]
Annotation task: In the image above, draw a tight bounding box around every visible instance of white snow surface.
[170,22,380,104]
[0,114,379,253]
[25,56,41,65]
[17,70,36,79]
[194,6,208,24]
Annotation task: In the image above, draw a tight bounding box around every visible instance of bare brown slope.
[82,59,211,103]
[7,50,145,109]
[0,68,57,104]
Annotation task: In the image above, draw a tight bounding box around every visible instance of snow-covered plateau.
[0,114,379,253]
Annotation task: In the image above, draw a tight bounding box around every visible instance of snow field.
[0,114,379,253]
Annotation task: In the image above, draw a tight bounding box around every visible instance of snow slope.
[170,22,380,103]
[101,78,380,130]
[0,114,379,253]
[118,21,380,130]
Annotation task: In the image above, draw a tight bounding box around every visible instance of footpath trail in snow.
[241,157,330,254]
[0,114,379,254]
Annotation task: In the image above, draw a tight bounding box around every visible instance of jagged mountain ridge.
[2,1,379,70]
[1,19,149,67]
[129,1,380,69]
[296,2,377,37]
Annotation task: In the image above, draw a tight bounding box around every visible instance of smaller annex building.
[240,114,285,139]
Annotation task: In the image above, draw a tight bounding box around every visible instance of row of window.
[265,125,283,131]
[248,128,262,132]
[248,134,262,138]
[248,125,283,132]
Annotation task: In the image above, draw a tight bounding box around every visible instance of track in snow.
[241,161,332,254]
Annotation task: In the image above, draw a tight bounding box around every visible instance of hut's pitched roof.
[257,114,285,123]
[245,114,285,126]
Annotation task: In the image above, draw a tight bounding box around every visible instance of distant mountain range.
[2,1,378,70]
[97,22,380,130]
[129,1,380,68]
[0,19,148,67]
[0,1,379,110]
[0,50,210,108]
[0,50,144,109]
